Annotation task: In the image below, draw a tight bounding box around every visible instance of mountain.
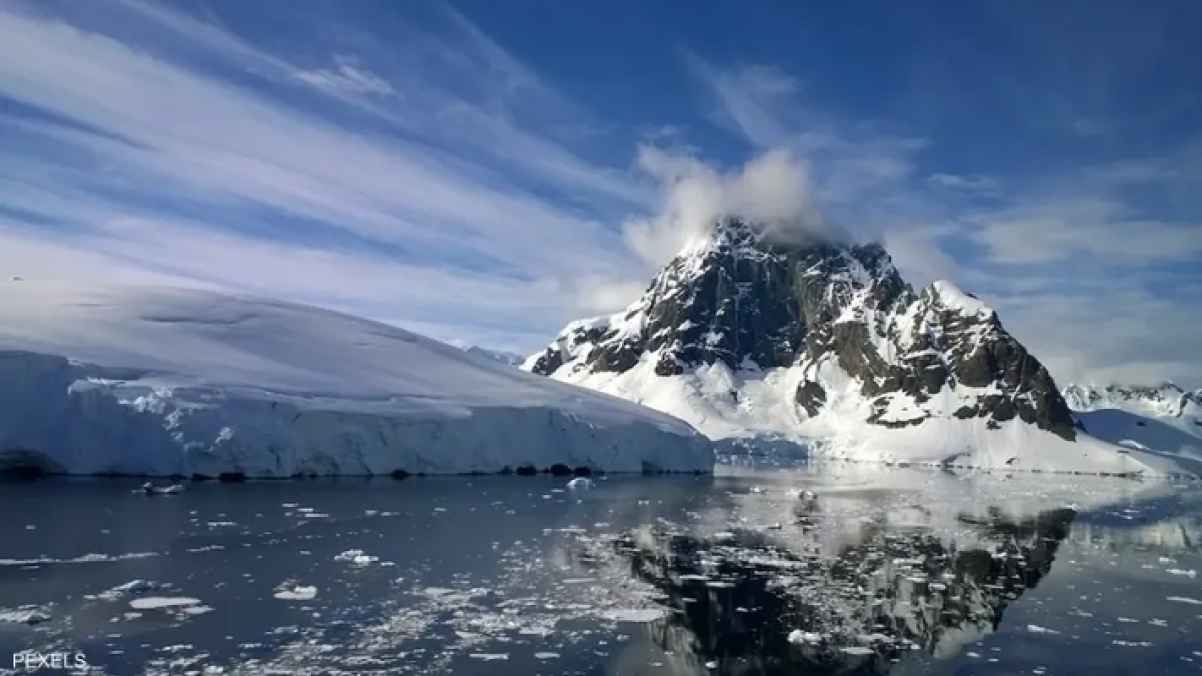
[463,346,524,367]
[0,281,712,477]
[1061,382,1202,459]
[1063,382,1202,419]
[525,217,1194,476]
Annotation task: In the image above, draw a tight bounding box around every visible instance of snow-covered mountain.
[463,346,525,367]
[0,281,712,477]
[525,217,1195,476]
[1063,382,1202,419]
[1062,382,1202,459]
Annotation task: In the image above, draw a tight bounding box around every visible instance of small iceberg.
[138,481,184,496]
[0,605,51,625]
[273,583,318,601]
[333,549,378,565]
[129,596,202,610]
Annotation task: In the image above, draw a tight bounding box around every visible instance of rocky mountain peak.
[530,217,912,378]
[527,216,1078,445]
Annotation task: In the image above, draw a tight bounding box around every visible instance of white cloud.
[0,214,578,338]
[621,146,837,267]
[684,57,800,148]
[880,225,964,287]
[991,283,1202,388]
[972,197,1202,265]
[572,278,649,316]
[294,57,396,96]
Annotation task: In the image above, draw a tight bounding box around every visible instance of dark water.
[1,462,1201,675]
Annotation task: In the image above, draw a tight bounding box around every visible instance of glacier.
[0,281,713,477]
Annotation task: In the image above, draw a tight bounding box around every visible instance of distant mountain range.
[1061,382,1201,460]
[525,217,1197,476]
[463,345,525,367]
[1063,382,1202,420]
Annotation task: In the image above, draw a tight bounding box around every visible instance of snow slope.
[550,353,1197,476]
[0,281,712,476]
[1062,383,1202,461]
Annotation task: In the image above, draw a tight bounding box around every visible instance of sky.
[1,0,1200,387]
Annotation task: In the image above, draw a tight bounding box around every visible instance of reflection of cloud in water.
[594,507,1077,674]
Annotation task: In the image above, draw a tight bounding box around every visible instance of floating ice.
[274,585,318,601]
[599,608,666,623]
[92,579,160,601]
[129,597,202,610]
[0,605,51,624]
[139,481,183,495]
[1166,596,1202,605]
[333,549,378,565]
[0,552,159,567]
[787,630,821,644]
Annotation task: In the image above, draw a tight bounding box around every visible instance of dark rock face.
[530,220,906,375]
[528,217,1078,441]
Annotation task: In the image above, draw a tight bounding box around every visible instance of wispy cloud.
[294,56,396,97]
[927,172,1001,196]
[991,280,1202,387]
[0,2,654,347]
[972,197,1202,265]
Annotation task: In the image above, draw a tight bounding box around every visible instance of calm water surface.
[2,461,1201,675]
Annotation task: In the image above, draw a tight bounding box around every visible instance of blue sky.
[1,0,1200,386]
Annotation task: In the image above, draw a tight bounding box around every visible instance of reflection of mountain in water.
[607,508,1076,675]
